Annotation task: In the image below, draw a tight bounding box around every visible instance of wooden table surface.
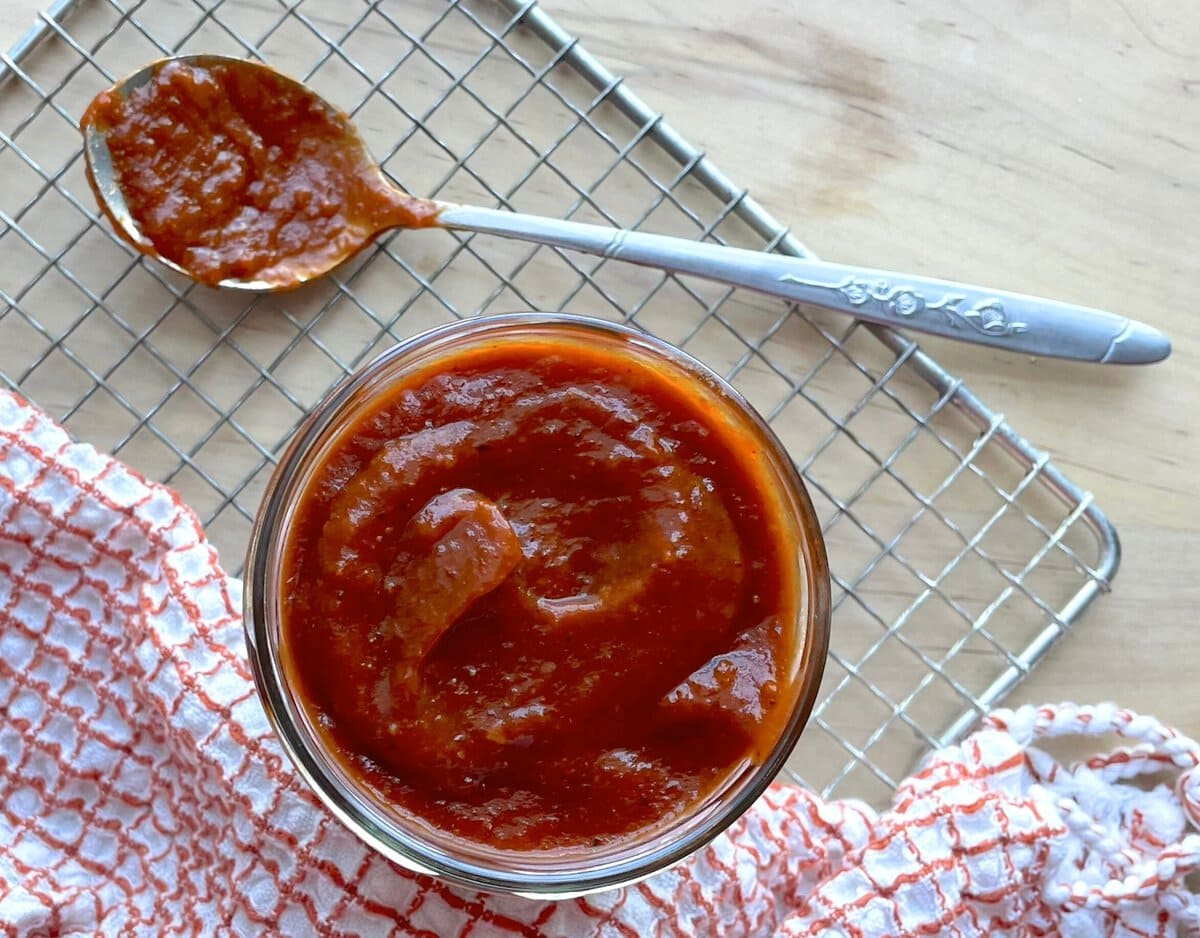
[1,0,1195,753]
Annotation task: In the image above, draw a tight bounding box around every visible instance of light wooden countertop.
[2,0,1195,757]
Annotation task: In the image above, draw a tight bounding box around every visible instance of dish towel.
[1,387,1197,937]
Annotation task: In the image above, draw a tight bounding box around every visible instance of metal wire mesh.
[0,0,1118,805]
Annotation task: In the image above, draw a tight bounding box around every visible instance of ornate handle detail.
[779,274,1029,338]
[433,202,1169,363]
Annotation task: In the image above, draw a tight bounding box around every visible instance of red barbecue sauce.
[281,335,804,850]
[81,58,437,287]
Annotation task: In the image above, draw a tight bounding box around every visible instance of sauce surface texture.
[283,337,801,849]
[83,59,436,286]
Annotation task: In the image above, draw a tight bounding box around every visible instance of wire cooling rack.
[0,0,1118,805]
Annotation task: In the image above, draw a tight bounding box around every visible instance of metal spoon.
[82,54,1170,365]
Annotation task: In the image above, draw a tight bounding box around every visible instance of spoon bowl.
[81,54,1170,364]
[82,54,438,291]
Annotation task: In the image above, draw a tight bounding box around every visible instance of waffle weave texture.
[1,388,1197,937]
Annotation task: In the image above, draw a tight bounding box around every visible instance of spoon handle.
[434,203,1169,365]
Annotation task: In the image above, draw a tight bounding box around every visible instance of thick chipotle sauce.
[283,335,803,850]
[82,59,437,287]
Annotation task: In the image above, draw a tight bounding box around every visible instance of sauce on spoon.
[81,58,438,288]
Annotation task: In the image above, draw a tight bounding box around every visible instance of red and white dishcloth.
[1,387,1197,936]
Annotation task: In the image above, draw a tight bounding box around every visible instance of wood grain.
[1,0,1195,754]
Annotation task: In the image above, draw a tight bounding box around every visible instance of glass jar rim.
[243,312,830,897]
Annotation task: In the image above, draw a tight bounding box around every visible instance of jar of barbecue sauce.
[244,314,830,896]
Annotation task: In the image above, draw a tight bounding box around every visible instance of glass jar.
[243,313,830,898]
